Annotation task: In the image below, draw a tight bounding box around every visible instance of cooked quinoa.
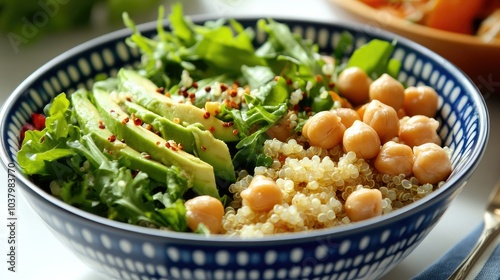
[221,138,445,237]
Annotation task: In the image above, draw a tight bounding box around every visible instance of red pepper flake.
[315,75,323,83]
[220,83,228,92]
[126,96,132,102]
[204,86,211,92]
[40,136,45,143]
[165,92,171,97]
[286,78,293,85]
[222,121,234,128]
[108,135,116,142]
[156,141,161,146]
[189,93,196,99]
[144,124,152,131]
[110,109,115,113]
[203,111,210,119]
[214,110,220,115]
[98,120,106,129]
[141,152,151,159]
[120,139,125,143]
[201,146,207,151]
[165,141,171,148]
[209,126,215,133]
[232,129,239,135]
[328,81,335,88]
[133,117,142,126]
[178,143,184,150]
[192,82,198,89]
[121,117,130,124]
[156,87,165,94]
[229,89,238,98]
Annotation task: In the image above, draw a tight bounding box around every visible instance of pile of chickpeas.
[184,67,452,236]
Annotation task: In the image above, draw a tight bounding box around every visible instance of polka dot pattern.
[1,18,488,280]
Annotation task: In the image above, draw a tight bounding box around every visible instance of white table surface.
[1,0,499,279]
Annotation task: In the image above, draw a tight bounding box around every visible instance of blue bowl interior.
[0,16,490,280]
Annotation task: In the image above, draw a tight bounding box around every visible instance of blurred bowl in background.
[331,0,500,94]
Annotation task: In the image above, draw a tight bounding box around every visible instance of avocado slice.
[71,90,172,185]
[122,100,236,182]
[116,68,240,142]
[91,83,220,198]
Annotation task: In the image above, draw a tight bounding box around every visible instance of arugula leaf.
[18,93,76,175]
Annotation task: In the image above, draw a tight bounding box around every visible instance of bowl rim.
[330,0,500,48]
[0,14,490,243]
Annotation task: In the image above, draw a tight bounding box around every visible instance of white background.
[1,0,500,279]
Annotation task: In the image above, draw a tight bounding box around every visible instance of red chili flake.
[165,92,171,97]
[200,146,207,151]
[178,143,184,150]
[233,80,240,87]
[204,86,211,92]
[315,75,323,83]
[209,126,215,133]
[156,141,161,146]
[125,97,132,102]
[222,121,234,128]
[144,124,152,131]
[108,135,116,142]
[121,117,130,124]
[232,129,239,135]
[133,117,142,126]
[328,81,335,88]
[165,141,171,148]
[203,111,210,119]
[110,109,115,113]
[229,89,238,97]
[192,82,198,89]
[120,139,125,143]
[214,110,220,115]
[156,87,165,94]
[141,153,151,159]
[40,136,45,143]
[220,83,228,92]
[286,78,293,85]
[189,93,196,99]
[98,120,106,129]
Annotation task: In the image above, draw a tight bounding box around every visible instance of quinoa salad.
[17,4,452,237]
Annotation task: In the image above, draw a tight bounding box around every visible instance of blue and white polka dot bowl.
[0,17,489,280]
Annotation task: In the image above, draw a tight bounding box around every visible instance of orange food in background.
[424,0,485,34]
[359,0,500,38]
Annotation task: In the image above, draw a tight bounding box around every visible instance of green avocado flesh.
[70,78,237,199]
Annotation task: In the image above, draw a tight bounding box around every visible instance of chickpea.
[413,143,452,184]
[403,86,439,117]
[332,107,360,128]
[363,99,400,143]
[302,111,346,149]
[374,141,414,177]
[343,120,381,159]
[345,188,383,222]
[369,73,405,111]
[185,195,225,234]
[337,67,372,105]
[241,175,283,212]
[399,115,441,148]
